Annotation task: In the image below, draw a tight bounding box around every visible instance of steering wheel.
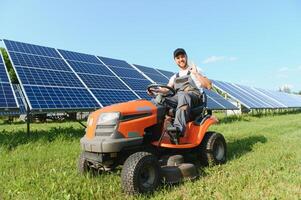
[147,84,176,97]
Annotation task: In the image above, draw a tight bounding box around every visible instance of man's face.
[174,54,187,69]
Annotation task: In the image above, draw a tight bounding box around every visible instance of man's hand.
[147,87,167,96]
[190,62,199,75]
[189,62,212,90]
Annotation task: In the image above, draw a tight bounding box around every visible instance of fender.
[152,115,218,149]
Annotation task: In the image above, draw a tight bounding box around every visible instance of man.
[154,48,212,144]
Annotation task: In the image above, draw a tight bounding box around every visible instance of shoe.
[166,126,181,144]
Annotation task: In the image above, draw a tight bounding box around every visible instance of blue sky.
[1,0,300,92]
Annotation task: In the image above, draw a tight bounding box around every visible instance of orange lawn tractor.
[78,84,227,194]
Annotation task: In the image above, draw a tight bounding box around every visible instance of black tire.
[78,152,89,174]
[199,132,227,166]
[121,152,160,195]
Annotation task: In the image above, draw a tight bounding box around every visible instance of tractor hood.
[93,99,157,116]
[85,99,158,139]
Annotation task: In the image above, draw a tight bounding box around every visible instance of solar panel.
[121,78,152,91]
[98,56,134,69]
[91,89,139,107]
[239,85,286,108]
[58,49,140,105]
[4,39,100,112]
[4,39,61,58]
[295,94,301,106]
[108,65,146,79]
[13,84,27,114]
[156,69,175,79]
[0,84,27,116]
[16,66,84,87]
[0,82,19,109]
[57,49,101,64]
[212,80,270,109]
[134,91,152,100]
[212,80,301,109]
[67,61,114,76]
[134,64,169,84]
[24,85,99,110]
[0,52,19,111]
[0,57,10,83]
[255,88,301,108]
[79,74,129,90]
[98,56,152,99]
[204,89,238,110]
[287,93,301,107]
[9,51,71,71]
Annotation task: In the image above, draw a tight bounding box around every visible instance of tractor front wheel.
[78,152,90,174]
[121,152,160,194]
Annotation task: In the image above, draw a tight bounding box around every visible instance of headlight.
[97,112,120,125]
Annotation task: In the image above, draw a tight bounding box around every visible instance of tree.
[0,47,18,83]
[279,84,291,93]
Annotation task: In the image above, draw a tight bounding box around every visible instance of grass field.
[0,112,300,200]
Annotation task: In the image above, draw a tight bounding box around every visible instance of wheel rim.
[214,141,225,161]
[139,164,156,188]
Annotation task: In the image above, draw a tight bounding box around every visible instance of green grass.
[0,113,301,200]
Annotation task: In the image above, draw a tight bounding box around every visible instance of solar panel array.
[0,51,19,111]
[4,40,100,112]
[212,80,301,109]
[134,64,238,110]
[255,88,301,108]
[4,39,301,114]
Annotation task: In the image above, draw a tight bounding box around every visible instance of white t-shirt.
[168,65,204,89]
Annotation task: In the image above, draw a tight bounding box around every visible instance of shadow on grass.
[0,126,84,150]
[227,135,267,161]
[0,119,87,126]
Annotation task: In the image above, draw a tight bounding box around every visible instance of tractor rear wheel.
[121,152,160,194]
[199,132,227,166]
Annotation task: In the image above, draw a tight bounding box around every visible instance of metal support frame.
[26,104,31,135]
[77,120,87,128]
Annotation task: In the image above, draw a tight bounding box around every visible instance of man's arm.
[147,75,175,95]
[190,63,212,90]
[159,75,175,93]
[193,72,212,90]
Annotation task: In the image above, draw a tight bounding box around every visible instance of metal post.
[26,104,30,135]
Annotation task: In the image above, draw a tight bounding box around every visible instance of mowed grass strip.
[0,113,300,200]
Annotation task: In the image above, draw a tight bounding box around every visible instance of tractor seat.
[190,105,204,116]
